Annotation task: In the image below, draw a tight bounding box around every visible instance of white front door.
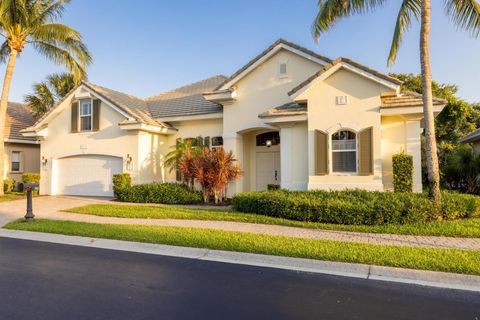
[54,155,123,197]
[256,152,281,191]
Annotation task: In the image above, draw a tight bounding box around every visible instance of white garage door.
[55,155,123,197]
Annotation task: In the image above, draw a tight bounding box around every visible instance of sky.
[2,0,480,103]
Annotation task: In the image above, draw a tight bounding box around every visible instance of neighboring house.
[4,102,40,183]
[23,39,446,197]
[459,128,480,154]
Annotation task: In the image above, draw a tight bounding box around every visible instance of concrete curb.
[1,228,480,293]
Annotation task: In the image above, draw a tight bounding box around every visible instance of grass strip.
[4,219,480,275]
[64,204,480,238]
[0,192,25,202]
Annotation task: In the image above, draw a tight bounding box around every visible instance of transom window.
[256,132,280,147]
[332,130,357,173]
[11,151,21,172]
[79,99,92,131]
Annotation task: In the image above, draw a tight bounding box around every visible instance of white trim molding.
[118,122,177,135]
[4,138,39,145]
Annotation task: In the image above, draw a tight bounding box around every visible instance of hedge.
[232,189,480,226]
[392,152,413,193]
[3,178,14,193]
[112,173,132,198]
[22,173,40,184]
[116,183,202,205]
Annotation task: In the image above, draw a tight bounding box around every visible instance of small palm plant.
[0,0,92,195]
[444,146,480,194]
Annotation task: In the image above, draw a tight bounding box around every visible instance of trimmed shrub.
[232,189,480,226]
[117,183,202,204]
[3,178,14,193]
[22,173,40,184]
[112,173,131,198]
[267,184,281,191]
[392,152,413,193]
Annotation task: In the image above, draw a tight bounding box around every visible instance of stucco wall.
[299,68,390,191]
[38,97,139,194]
[4,142,40,182]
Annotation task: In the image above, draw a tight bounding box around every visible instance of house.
[4,102,40,183]
[22,39,446,197]
[459,128,480,153]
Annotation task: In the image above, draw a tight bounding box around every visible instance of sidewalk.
[1,196,480,251]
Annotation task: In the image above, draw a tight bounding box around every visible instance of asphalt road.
[0,237,479,320]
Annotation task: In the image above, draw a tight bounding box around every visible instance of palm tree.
[0,0,92,195]
[312,0,480,206]
[25,72,77,118]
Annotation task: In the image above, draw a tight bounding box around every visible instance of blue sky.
[2,0,480,103]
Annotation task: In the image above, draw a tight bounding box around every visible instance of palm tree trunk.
[420,0,441,207]
[0,49,19,196]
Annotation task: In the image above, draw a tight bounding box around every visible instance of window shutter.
[315,130,329,175]
[358,127,373,176]
[71,101,79,133]
[92,99,101,131]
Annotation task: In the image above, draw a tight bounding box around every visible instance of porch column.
[279,123,295,190]
[223,133,243,196]
[406,120,422,193]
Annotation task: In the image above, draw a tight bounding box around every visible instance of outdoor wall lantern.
[266,140,272,148]
[41,156,48,166]
[126,154,133,171]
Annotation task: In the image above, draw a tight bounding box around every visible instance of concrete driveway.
[0,196,113,227]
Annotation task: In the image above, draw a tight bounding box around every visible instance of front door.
[256,152,281,190]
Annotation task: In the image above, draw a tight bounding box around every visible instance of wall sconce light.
[41,156,48,166]
[266,140,272,148]
[126,154,133,171]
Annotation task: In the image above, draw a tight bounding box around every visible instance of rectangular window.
[211,136,223,147]
[79,99,92,131]
[279,63,287,75]
[11,151,21,172]
[332,130,357,173]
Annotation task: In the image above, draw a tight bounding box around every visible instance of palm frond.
[31,23,82,42]
[312,0,387,40]
[24,80,55,118]
[0,41,10,63]
[387,0,421,66]
[444,0,480,37]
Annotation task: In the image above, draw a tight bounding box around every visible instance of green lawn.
[64,204,480,238]
[4,219,480,275]
[0,192,25,202]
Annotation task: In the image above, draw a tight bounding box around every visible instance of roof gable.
[215,39,331,91]
[289,57,402,99]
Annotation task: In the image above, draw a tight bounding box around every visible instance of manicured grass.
[64,204,480,238]
[4,219,480,275]
[0,192,25,202]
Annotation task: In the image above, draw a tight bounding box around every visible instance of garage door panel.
[55,155,123,197]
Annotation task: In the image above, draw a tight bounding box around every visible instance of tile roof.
[82,81,164,127]
[258,102,307,118]
[146,75,227,118]
[288,57,403,96]
[213,39,332,91]
[381,91,447,108]
[459,128,480,143]
[5,102,37,142]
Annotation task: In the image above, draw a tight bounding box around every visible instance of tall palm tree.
[25,72,77,118]
[312,0,480,206]
[0,0,92,195]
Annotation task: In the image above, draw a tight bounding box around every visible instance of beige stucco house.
[23,39,446,197]
[4,102,40,183]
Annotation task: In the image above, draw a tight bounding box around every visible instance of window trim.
[79,98,93,132]
[11,151,22,173]
[330,129,358,175]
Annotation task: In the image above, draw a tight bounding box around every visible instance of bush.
[117,183,202,204]
[112,173,131,198]
[392,152,413,192]
[232,189,480,226]
[267,184,280,191]
[3,178,14,193]
[22,173,40,184]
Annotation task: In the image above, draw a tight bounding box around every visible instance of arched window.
[331,130,357,173]
[256,132,280,147]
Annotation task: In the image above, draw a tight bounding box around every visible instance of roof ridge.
[145,75,227,101]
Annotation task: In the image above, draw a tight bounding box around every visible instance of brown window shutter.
[71,101,79,133]
[92,99,101,131]
[358,126,373,176]
[315,130,329,175]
